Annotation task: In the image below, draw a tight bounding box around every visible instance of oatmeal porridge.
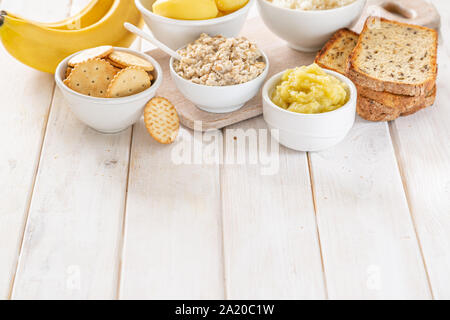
[266,0,357,10]
[173,33,266,86]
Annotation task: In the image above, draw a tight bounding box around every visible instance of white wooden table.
[0,0,449,300]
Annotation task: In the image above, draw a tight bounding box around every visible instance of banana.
[0,0,143,73]
[3,0,114,30]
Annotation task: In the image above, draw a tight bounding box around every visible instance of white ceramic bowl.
[55,47,162,134]
[262,69,357,152]
[169,51,269,113]
[136,0,255,50]
[257,0,366,52]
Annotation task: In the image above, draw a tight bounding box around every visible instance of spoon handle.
[124,22,182,61]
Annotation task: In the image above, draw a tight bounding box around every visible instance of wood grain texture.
[0,0,71,300]
[9,0,132,299]
[11,89,131,299]
[0,0,448,301]
[119,122,224,299]
[221,117,326,299]
[310,118,431,299]
[387,0,450,299]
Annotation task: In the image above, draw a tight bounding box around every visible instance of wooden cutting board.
[148,0,440,131]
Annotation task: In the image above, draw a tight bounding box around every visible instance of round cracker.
[106,66,151,98]
[65,58,118,98]
[65,66,73,79]
[68,46,113,67]
[106,58,126,69]
[108,51,154,71]
[144,97,179,144]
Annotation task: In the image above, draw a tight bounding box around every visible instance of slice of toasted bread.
[315,26,435,111]
[401,87,436,116]
[357,88,436,121]
[357,96,401,121]
[348,17,438,96]
[315,28,359,75]
[356,84,436,110]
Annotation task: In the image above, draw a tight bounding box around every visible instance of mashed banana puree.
[271,64,349,114]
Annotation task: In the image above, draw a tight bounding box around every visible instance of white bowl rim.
[135,0,255,26]
[55,47,163,105]
[258,0,366,14]
[262,68,357,118]
[169,49,269,89]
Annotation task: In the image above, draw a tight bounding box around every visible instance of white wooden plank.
[387,0,450,299]
[221,117,326,299]
[10,0,133,299]
[119,122,224,299]
[11,89,131,300]
[310,118,431,299]
[0,0,71,300]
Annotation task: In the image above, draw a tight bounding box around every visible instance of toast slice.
[315,28,359,75]
[357,88,436,121]
[347,17,438,96]
[356,84,436,110]
[315,27,436,111]
[357,96,401,121]
[401,87,436,116]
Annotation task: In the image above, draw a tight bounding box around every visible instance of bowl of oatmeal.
[257,0,366,52]
[170,34,269,113]
[136,0,255,50]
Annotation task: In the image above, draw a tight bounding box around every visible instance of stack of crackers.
[64,46,155,98]
[315,17,438,121]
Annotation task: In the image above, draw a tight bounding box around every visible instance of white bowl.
[257,0,366,52]
[136,0,255,50]
[262,69,357,152]
[169,51,269,114]
[55,47,163,134]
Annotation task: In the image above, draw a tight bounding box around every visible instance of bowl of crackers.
[55,46,162,133]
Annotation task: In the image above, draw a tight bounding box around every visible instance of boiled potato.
[215,0,249,12]
[216,11,227,17]
[153,0,218,20]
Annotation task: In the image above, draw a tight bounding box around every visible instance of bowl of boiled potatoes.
[135,0,254,50]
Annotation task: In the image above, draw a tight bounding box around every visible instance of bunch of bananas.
[0,0,143,73]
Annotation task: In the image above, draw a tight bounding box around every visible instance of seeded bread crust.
[357,84,436,110]
[401,88,436,116]
[315,26,435,110]
[357,89,436,121]
[357,96,401,121]
[315,28,359,75]
[348,17,438,97]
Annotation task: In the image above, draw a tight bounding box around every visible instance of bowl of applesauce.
[135,0,255,50]
[262,64,357,151]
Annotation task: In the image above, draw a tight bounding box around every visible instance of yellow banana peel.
[3,0,115,30]
[0,0,143,73]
